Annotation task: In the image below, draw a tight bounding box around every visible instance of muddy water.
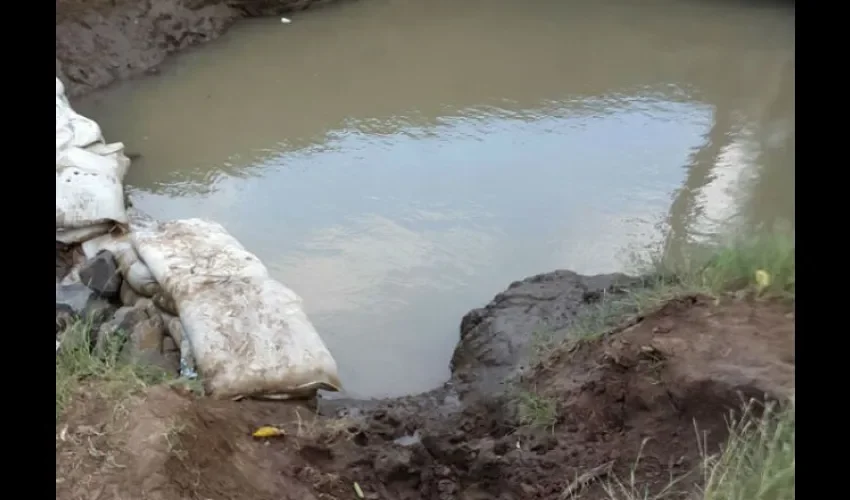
[74,0,795,399]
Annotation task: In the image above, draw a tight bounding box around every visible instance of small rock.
[79,250,122,299]
[56,280,116,326]
[56,304,75,334]
[372,448,413,481]
[56,282,95,315]
[158,350,181,376]
[162,336,178,353]
[119,280,141,307]
[98,305,149,334]
[84,299,117,325]
[121,314,178,374]
[134,298,160,317]
[96,305,150,351]
[131,315,166,352]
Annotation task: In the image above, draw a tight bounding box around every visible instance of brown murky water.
[75,0,795,399]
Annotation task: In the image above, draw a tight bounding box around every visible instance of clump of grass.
[600,438,693,500]
[651,229,795,300]
[516,389,558,430]
[563,229,795,499]
[699,398,795,500]
[597,397,795,500]
[567,229,794,343]
[56,319,172,421]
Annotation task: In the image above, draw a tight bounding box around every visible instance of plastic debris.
[252,426,284,438]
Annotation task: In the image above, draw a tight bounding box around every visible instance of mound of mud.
[56,270,794,500]
[56,0,343,97]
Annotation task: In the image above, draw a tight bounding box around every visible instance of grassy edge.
[55,319,178,422]
[601,397,795,500]
[58,231,795,498]
[516,230,795,497]
[699,397,795,500]
[571,229,794,344]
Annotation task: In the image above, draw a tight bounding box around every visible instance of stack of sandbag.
[130,216,343,400]
[55,76,342,400]
[79,223,195,377]
[56,77,131,244]
[81,230,166,307]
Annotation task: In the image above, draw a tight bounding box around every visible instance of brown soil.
[56,293,794,500]
[54,3,795,496]
[56,0,344,97]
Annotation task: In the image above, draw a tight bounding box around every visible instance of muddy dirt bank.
[56,0,346,97]
[56,269,795,500]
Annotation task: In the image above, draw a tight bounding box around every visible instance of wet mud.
[56,0,343,97]
[56,271,795,499]
[55,3,795,498]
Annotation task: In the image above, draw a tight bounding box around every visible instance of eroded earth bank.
[56,0,343,97]
[57,268,795,499]
[56,1,795,499]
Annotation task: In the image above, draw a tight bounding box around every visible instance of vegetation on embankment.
[596,397,795,500]
[55,319,182,421]
[56,228,794,500]
[570,229,794,345]
[516,228,795,500]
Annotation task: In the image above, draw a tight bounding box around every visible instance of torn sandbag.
[56,77,131,234]
[130,218,342,400]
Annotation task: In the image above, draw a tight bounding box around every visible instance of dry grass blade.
[562,461,614,498]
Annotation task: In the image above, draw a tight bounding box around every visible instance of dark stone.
[56,282,96,316]
[56,303,75,334]
[98,306,179,375]
[99,305,151,339]
[79,250,122,299]
[449,270,637,397]
[85,299,118,325]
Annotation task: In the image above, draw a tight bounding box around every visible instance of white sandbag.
[125,263,162,297]
[56,223,112,245]
[152,290,178,316]
[82,232,160,297]
[161,313,198,379]
[56,77,131,230]
[81,232,124,259]
[130,218,342,400]
[56,155,129,229]
[119,281,142,307]
[161,313,184,346]
[55,78,102,154]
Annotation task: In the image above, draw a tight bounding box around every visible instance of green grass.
[600,397,795,500]
[649,229,795,299]
[567,229,795,343]
[557,229,795,500]
[699,398,795,500]
[55,319,173,421]
[515,389,559,431]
